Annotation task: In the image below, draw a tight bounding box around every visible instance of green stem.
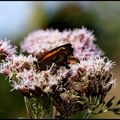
[24,96,33,119]
[35,99,39,119]
[82,110,91,119]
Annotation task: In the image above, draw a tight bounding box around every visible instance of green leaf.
[111,108,120,115]
[105,96,115,109]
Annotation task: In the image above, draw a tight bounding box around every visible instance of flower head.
[0,28,119,119]
[0,39,16,61]
[21,27,102,61]
[0,54,37,78]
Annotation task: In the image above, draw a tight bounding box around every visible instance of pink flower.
[0,54,37,77]
[0,28,118,118]
[0,39,16,60]
[21,27,102,60]
[21,29,68,56]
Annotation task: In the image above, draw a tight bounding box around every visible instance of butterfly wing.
[35,43,73,71]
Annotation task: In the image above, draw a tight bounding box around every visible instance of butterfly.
[34,43,79,71]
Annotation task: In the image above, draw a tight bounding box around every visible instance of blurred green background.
[0,1,120,119]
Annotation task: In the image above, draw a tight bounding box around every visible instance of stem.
[24,96,33,119]
[52,106,57,119]
[35,99,39,119]
[52,106,61,119]
[82,110,91,119]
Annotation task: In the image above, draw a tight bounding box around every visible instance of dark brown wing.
[35,43,73,71]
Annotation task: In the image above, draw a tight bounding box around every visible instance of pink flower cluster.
[21,27,102,61]
[0,28,117,118]
[0,39,16,61]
